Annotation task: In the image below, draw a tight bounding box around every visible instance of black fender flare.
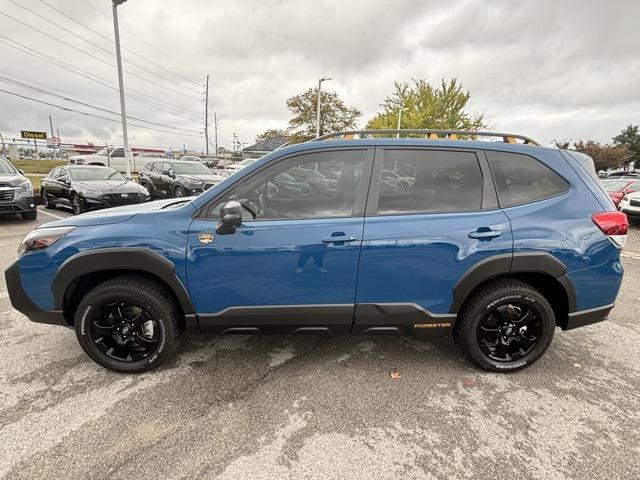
[51,247,194,314]
[450,252,576,313]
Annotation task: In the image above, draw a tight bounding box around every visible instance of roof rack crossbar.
[313,129,540,146]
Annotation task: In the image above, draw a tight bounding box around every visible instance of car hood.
[0,173,26,186]
[73,180,144,193]
[40,197,196,228]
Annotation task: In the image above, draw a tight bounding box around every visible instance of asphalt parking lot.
[1,206,639,480]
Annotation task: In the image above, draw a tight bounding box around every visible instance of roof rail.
[312,129,540,146]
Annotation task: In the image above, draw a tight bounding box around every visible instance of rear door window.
[375,149,484,214]
[487,151,568,207]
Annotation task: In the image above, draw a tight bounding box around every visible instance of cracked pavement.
[1,207,639,479]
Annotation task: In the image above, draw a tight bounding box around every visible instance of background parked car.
[69,147,167,173]
[224,158,257,172]
[139,160,225,198]
[619,191,640,225]
[0,155,36,220]
[41,165,150,215]
[600,178,640,207]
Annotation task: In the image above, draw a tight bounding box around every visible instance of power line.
[0,88,205,138]
[0,74,202,134]
[0,36,202,121]
[36,0,202,90]
[0,9,202,102]
[80,0,189,71]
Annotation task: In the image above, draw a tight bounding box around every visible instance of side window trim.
[194,147,375,221]
[365,146,490,217]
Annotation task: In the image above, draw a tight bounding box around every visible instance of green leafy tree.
[556,139,631,172]
[286,87,361,138]
[366,78,487,132]
[613,125,640,170]
[255,128,288,143]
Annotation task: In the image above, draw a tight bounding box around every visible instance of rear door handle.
[468,228,502,239]
[322,234,358,243]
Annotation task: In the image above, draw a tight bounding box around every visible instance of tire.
[74,276,182,373]
[454,279,555,372]
[21,210,37,220]
[71,193,85,215]
[41,189,56,209]
[173,185,186,198]
[629,217,640,226]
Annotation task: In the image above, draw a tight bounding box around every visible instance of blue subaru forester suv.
[4,130,626,373]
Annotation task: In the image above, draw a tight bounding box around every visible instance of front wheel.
[173,185,186,198]
[74,276,182,373]
[41,189,56,209]
[454,279,555,372]
[71,193,85,215]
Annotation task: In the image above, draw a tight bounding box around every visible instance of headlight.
[184,178,203,186]
[18,227,75,255]
[78,188,101,198]
[17,179,33,193]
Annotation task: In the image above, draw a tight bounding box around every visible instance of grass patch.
[10,159,67,174]
[26,175,42,192]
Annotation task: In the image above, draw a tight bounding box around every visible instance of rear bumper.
[4,260,68,327]
[564,303,614,330]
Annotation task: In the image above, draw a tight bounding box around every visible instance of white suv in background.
[69,148,166,174]
[619,192,640,225]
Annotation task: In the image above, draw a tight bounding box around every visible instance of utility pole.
[111,0,132,177]
[49,115,54,138]
[396,107,407,138]
[204,74,209,156]
[0,133,5,154]
[214,112,218,158]
[316,76,332,138]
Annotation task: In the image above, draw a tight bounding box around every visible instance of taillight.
[592,211,628,247]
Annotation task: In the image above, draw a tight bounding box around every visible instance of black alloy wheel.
[476,302,543,362]
[89,301,160,362]
[42,189,55,209]
[75,276,182,372]
[454,279,555,372]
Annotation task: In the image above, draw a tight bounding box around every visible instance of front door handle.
[321,234,358,244]
[468,228,502,239]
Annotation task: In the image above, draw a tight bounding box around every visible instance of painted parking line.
[37,209,66,220]
[621,251,640,261]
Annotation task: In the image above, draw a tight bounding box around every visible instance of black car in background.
[41,165,150,215]
[139,160,225,198]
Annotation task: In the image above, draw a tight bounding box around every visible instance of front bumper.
[83,193,150,211]
[620,206,640,219]
[4,260,68,326]
[0,196,37,214]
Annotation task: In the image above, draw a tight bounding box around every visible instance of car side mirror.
[216,200,243,234]
[161,169,172,176]
[18,169,25,175]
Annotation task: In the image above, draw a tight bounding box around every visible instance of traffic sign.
[21,130,47,140]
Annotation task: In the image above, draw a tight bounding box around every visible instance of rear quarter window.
[487,151,569,207]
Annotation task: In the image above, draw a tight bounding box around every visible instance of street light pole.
[396,106,407,138]
[316,76,332,138]
[112,0,132,177]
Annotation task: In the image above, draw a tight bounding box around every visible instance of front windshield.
[69,166,125,181]
[172,162,211,174]
[0,156,17,175]
[95,148,110,156]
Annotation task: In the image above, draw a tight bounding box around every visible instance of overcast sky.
[0,0,638,152]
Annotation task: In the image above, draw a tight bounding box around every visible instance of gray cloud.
[0,0,638,151]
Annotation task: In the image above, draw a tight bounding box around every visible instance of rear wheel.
[628,217,640,226]
[74,276,182,373]
[454,279,555,372]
